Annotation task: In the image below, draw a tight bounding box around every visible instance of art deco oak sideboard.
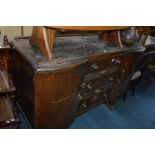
[12,26,154,128]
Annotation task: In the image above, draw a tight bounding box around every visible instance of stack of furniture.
[123,30,155,100]
[12,26,155,128]
[0,34,19,128]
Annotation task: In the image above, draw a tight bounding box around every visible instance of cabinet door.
[109,52,140,104]
[34,60,86,128]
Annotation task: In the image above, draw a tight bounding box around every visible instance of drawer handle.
[114,58,121,64]
[91,62,99,70]
[103,93,108,98]
[108,76,114,81]
[78,94,83,100]
[78,92,92,101]
[80,82,86,88]
[112,58,115,62]
[87,84,92,90]
[81,103,87,108]
[95,89,101,94]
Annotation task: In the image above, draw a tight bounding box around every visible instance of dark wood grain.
[13,34,151,128]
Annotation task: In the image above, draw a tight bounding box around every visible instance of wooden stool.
[29,26,129,61]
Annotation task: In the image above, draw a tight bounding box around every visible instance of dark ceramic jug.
[120,27,139,46]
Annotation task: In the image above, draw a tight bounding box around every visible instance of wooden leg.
[29,26,55,61]
[108,104,115,111]
[108,98,116,111]
[123,89,127,101]
[131,78,140,96]
[131,80,136,96]
[46,28,56,49]
[100,30,123,48]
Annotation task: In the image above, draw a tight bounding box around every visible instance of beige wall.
[0,26,33,41]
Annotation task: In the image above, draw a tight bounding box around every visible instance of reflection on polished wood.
[29,26,129,61]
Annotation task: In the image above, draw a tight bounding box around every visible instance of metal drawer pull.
[108,76,114,81]
[78,92,93,101]
[87,84,92,90]
[114,58,121,64]
[91,63,99,70]
[78,94,83,100]
[80,82,86,88]
[81,103,87,108]
[112,58,115,62]
[95,89,101,94]
[103,93,108,98]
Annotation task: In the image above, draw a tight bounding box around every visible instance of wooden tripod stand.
[29,26,129,61]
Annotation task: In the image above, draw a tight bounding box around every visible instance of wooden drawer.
[85,54,122,74]
[84,65,119,82]
[77,88,111,115]
[79,84,112,102]
[80,76,113,94]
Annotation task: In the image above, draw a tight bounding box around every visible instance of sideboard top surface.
[12,35,145,70]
